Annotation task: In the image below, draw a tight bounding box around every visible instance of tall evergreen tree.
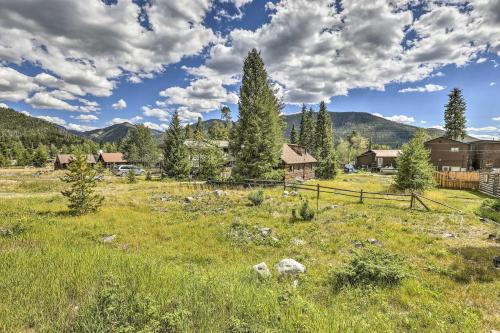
[163,111,190,179]
[185,124,194,139]
[32,144,48,167]
[444,88,467,140]
[298,104,315,152]
[221,106,232,132]
[121,125,161,167]
[194,117,205,141]
[395,130,435,191]
[314,101,338,179]
[290,124,298,144]
[231,49,284,179]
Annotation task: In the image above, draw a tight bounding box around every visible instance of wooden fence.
[206,179,461,213]
[434,171,480,190]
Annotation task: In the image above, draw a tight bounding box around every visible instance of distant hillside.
[0,107,86,148]
[283,111,475,148]
[74,122,162,143]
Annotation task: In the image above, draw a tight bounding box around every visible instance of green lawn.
[0,169,499,332]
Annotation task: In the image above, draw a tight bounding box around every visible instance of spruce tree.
[163,111,190,179]
[395,130,435,191]
[185,124,194,140]
[32,144,48,167]
[194,117,205,140]
[444,88,467,140]
[314,101,338,179]
[298,105,315,152]
[121,125,161,167]
[61,151,104,215]
[290,124,298,144]
[198,141,226,180]
[231,49,283,179]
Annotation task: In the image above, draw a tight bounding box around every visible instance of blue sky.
[0,0,499,139]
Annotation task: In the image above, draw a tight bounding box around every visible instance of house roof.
[184,140,229,149]
[358,150,401,158]
[56,154,96,164]
[425,136,477,145]
[99,152,127,163]
[281,144,317,165]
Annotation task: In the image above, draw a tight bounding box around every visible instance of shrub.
[73,275,190,332]
[248,190,264,206]
[477,198,500,222]
[127,168,137,184]
[145,171,152,181]
[299,200,315,221]
[330,249,408,289]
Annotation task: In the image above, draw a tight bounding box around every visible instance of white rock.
[283,190,289,196]
[253,262,271,278]
[442,232,456,238]
[275,259,306,275]
[259,227,272,237]
[185,196,195,203]
[290,191,299,196]
[102,235,116,243]
[213,190,225,197]
[291,238,307,246]
[367,238,381,245]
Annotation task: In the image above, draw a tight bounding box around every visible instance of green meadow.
[0,169,499,332]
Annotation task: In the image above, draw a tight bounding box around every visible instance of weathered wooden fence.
[207,179,462,213]
[434,171,480,190]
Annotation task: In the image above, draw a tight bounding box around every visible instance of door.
[377,158,383,167]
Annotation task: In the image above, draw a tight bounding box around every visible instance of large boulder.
[253,262,271,278]
[275,259,306,275]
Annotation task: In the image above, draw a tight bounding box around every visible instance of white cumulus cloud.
[398,84,446,93]
[112,99,127,110]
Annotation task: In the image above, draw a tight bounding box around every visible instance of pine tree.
[314,101,338,179]
[221,106,232,133]
[395,130,436,192]
[298,105,316,152]
[290,124,298,144]
[163,111,190,179]
[32,144,48,167]
[61,151,104,215]
[127,168,137,184]
[194,117,205,141]
[122,125,161,167]
[198,141,226,180]
[231,49,284,179]
[444,88,467,140]
[185,124,194,140]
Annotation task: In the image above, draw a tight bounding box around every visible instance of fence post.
[360,189,364,203]
[316,184,320,213]
[410,192,414,209]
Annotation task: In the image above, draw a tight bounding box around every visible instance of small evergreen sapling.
[61,151,104,215]
[299,200,315,221]
[127,168,136,184]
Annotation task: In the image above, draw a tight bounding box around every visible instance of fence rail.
[434,171,480,190]
[207,179,461,213]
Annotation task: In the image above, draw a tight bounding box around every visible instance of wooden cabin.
[54,154,96,170]
[424,137,474,171]
[281,144,317,182]
[98,152,127,169]
[479,169,500,198]
[355,150,401,171]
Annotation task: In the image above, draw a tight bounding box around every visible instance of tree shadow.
[449,246,500,283]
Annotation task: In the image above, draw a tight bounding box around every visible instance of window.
[442,166,450,171]
[451,147,459,152]
[377,157,383,166]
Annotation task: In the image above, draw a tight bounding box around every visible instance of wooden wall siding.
[356,154,397,169]
[434,171,480,190]
[425,139,471,170]
[470,142,500,169]
[283,163,315,182]
[479,173,500,198]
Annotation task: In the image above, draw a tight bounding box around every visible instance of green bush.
[330,249,408,289]
[299,200,315,221]
[145,171,152,181]
[73,275,189,332]
[248,190,264,206]
[477,198,500,222]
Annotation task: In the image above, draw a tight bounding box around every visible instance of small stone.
[0,227,13,237]
[258,227,272,237]
[122,243,129,251]
[283,190,289,196]
[353,241,364,248]
[185,196,195,203]
[213,190,225,197]
[290,190,299,196]
[493,256,500,269]
[479,217,486,222]
[291,238,307,246]
[253,262,271,278]
[329,205,339,209]
[275,259,306,275]
[442,232,456,238]
[367,238,381,245]
[102,234,116,243]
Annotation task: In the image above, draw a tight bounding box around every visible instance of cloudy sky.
[0,0,499,138]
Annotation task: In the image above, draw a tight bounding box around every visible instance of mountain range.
[1,107,473,148]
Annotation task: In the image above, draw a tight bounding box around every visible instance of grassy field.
[0,168,499,332]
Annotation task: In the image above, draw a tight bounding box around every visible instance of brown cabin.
[355,150,401,170]
[54,154,96,170]
[281,144,317,182]
[479,169,500,198]
[470,141,500,170]
[98,152,127,169]
[424,137,473,171]
[425,136,500,171]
